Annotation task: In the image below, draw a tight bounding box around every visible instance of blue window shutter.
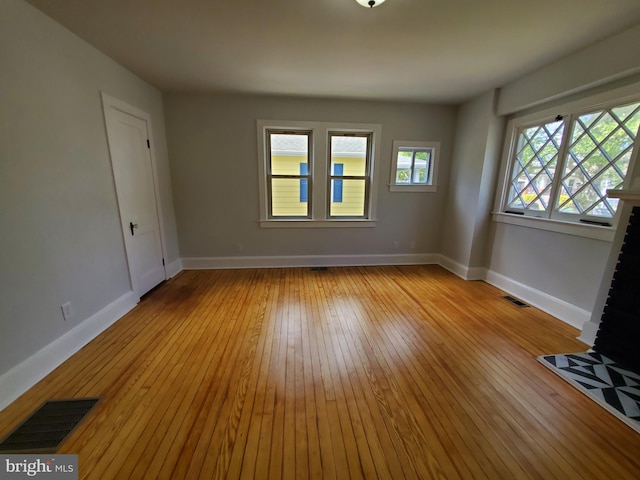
[333,163,343,203]
[300,163,308,202]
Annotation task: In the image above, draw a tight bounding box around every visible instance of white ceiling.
[25,0,640,103]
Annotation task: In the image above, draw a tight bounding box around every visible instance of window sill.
[492,212,615,242]
[260,219,377,228]
[389,185,437,193]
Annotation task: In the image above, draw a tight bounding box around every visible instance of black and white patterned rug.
[538,351,640,434]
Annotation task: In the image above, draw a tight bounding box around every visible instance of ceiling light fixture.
[355,0,386,8]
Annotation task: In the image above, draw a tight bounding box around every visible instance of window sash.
[328,132,372,219]
[266,129,312,219]
[505,118,566,214]
[553,102,640,219]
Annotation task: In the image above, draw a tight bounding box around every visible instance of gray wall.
[441,90,504,272]
[487,225,611,311]
[0,0,179,376]
[497,23,640,115]
[482,24,640,313]
[164,93,456,259]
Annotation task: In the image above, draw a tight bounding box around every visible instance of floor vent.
[310,266,328,271]
[0,398,99,453]
[503,295,529,308]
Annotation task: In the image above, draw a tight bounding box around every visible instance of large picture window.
[500,96,640,227]
[257,120,381,227]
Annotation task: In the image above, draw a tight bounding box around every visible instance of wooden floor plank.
[1,265,639,479]
[371,267,581,478]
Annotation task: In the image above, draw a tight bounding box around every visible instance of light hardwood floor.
[1,266,639,479]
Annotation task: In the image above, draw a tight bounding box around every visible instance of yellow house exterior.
[271,155,308,217]
[270,134,367,217]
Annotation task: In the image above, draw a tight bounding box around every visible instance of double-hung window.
[257,120,380,227]
[497,89,640,235]
[266,130,312,218]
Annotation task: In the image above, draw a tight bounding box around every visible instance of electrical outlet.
[61,302,73,321]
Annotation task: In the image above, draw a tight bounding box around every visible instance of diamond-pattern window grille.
[507,120,564,212]
[556,102,640,217]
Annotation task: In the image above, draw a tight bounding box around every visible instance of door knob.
[129,222,139,235]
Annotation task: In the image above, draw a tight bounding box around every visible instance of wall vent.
[0,398,99,453]
[503,295,529,308]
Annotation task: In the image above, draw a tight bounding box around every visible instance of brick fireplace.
[593,205,640,373]
[582,189,640,374]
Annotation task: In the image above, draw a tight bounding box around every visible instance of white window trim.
[491,212,615,241]
[493,81,640,240]
[257,119,381,227]
[389,140,440,192]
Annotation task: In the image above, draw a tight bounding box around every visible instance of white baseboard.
[182,255,589,334]
[0,254,596,413]
[181,253,440,270]
[484,270,591,333]
[438,255,487,280]
[0,291,138,412]
[165,257,183,278]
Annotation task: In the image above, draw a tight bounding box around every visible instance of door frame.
[101,92,168,297]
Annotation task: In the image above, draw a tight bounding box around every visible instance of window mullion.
[548,115,573,219]
[265,132,275,218]
[363,135,372,217]
[622,133,640,190]
[410,150,417,183]
[306,133,313,219]
[272,174,305,179]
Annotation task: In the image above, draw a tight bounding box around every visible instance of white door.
[103,96,165,297]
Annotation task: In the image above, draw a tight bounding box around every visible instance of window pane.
[271,178,308,217]
[395,151,412,183]
[556,101,640,217]
[331,136,367,176]
[330,179,365,217]
[506,119,564,212]
[412,151,430,184]
[270,133,308,175]
[330,134,369,218]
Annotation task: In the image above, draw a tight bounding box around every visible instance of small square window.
[389,141,440,192]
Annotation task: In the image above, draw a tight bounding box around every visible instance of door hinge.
[147,139,150,148]
[162,258,165,266]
